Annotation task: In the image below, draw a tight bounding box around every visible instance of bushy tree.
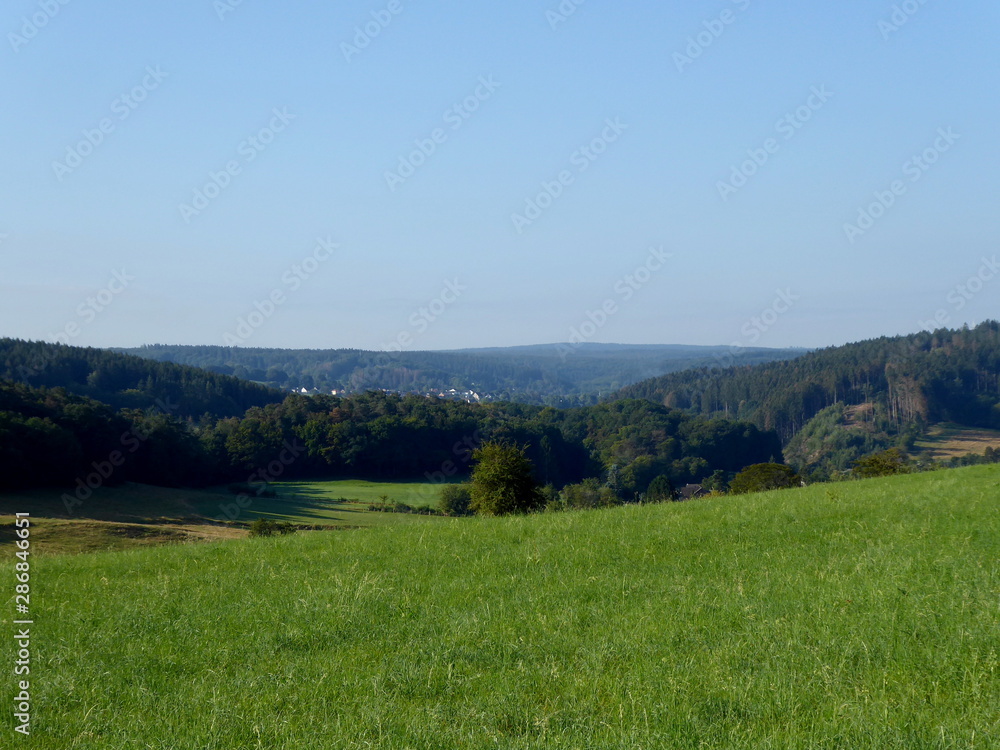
[729,463,801,494]
[437,483,472,516]
[248,519,296,537]
[645,474,675,502]
[852,448,910,478]
[560,478,617,510]
[469,442,544,516]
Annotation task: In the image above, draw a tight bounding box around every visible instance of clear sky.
[2,0,998,352]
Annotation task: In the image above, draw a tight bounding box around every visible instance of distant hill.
[615,322,1000,478]
[114,343,806,405]
[0,339,284,420]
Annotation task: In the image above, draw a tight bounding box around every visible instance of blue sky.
[2,0,997,351]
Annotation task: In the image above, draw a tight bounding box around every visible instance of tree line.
[0,379,781,499]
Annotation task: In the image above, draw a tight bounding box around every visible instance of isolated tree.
[469,442,544,516]
[645,474,675,503]
[852,448,910,478]
[729,463,801,494]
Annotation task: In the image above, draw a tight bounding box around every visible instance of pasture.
[6,464,999,747]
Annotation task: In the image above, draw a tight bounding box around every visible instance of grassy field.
[4,465,999,748]
[0,484,246,555]
[0,480,450,555]
[186,479,452,528]
[912,422,1000,460]
[279,478,453,508]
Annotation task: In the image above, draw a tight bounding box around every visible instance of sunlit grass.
[8,465,1000,748]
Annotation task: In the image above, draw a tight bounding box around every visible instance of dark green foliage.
[700,469,731,493]
[0,339,283,420]
[559,478,618,510]
[617,321,1000,443]
[437,484,472,516]
[645,474,675,503]
[729,463,802,494]
[944,446,1000,469]
[852,448,911,478]
[366,500,441,516]
[0,341,787,502]
[0,381,211,491]
[248,519,296,537]
[469,443,544,516]
[784,404,894,480]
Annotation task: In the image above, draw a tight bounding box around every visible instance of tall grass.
[8,465,1000,748]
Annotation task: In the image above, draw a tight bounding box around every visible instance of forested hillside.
[0,339,283,419]
[117,342,805,405]
[616,322,1000,477]
[0,381,780,497]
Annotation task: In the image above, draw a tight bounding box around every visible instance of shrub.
[645,475,676,503]
[852,448,911,478]
[437,484,472,516]
[248,518,296,537]
[729,463,801,494]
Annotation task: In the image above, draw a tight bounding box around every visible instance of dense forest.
[116,342,805,405]
[616,322,1000,478]
[0,339,283,419]
[5,325,996,498]
[0,342,782,497]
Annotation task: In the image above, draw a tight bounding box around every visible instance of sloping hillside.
[23,464,1000,748]
[116,342,805,404]
[616,322,1000,443]
[0,338,283,418]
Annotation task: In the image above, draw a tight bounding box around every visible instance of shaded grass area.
[184,479,452,528]
[279,478,455,508]
[0,484,247,554]
[10,465,1000,748]
[0,480,450,555]
[0,518,197,555]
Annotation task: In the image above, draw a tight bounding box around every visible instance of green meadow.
[6,465,1000,748]
[194,479,453,528]
[275,478,450,509]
